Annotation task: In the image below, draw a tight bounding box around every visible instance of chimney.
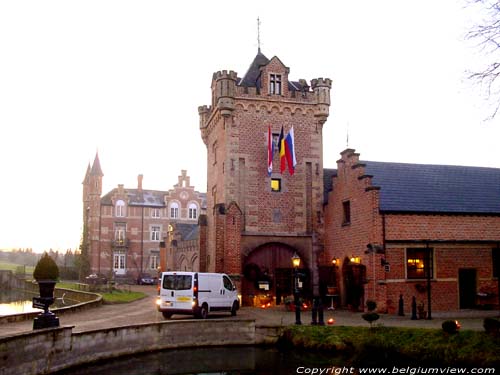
[138,174,143,191]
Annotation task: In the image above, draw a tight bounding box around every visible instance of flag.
[267,125,273,176]
[278,126,286,173]
[284,126,297,175]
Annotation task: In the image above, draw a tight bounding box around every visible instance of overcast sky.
[0,0,496,252]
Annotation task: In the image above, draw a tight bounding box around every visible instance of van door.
[222,275,236,308]
[161,273,193,310]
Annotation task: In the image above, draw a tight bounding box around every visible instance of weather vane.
[257,17,261,53]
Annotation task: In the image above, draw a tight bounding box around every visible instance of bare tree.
[467,0,500,119]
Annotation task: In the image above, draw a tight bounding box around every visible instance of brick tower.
[82,153,103,273]
[199,50,331,305]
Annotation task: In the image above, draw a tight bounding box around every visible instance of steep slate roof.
[362,161,500,214]
[238,51,270,87]
[90,153,103,176]
[173,223,199,241]
[237,51,310,93]
[101,189,166,207]
[101,189,207,209]
[323,168,337,204]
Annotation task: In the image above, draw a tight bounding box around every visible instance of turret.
[198,105,210,145]
[311,78,332,123]
[212,70,237,117]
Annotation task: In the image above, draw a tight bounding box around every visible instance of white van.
[157,272,239,319]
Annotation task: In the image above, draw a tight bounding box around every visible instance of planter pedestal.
[33,311,59,329]
[33,280,60,330]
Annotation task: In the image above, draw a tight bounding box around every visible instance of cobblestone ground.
[1,285,498,337]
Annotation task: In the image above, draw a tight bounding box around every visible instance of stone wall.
[0,319,276,375]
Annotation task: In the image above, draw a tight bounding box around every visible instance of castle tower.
[82,153,103,273]
[199,51,332,304]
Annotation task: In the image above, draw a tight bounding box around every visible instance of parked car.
[85,273,107,285]
[138,273,156,285]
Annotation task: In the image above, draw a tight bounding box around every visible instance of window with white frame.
[113,253,126,275]
[150,254,159,270]
[151,208,160,218]
[151,226,161,241]
[115,200,126,217]
[188,203,198,220]
[270,74,282,95]
[114,224,126,244]
[170,202,179,219]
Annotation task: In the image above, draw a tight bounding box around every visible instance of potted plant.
[32,252,60,329]
[33,252,59,298]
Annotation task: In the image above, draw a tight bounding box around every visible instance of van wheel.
[198,304,209,319]
[231,301,239,316]
[162,312,172,319]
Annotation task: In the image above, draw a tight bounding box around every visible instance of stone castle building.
[82,156,205,281]
[81,49,499,312]
[198,50,333,305]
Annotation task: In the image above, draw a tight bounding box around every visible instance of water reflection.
[56,346,342,375]
[0,290,73,316]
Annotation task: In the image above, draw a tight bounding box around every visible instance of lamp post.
[292,252,301,325]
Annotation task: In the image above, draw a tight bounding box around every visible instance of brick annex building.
[82,157,206,282]
[196,50,500,312]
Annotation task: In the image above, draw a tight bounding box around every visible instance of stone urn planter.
[32,252,60,329]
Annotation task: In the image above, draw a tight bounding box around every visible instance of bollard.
[398,294,405,316]
[311,297,318,325]
[318,298,325,326]
[411,296,417,320]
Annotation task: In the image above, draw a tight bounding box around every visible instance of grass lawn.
[281,325,500,367]
[100,290,147,303]
[55,281,146,303]
[0,261,34,276]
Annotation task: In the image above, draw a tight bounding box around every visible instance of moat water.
[0,290,75,316]
[56,346,347,375]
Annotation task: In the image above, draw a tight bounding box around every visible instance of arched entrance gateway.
[241,243,311,307]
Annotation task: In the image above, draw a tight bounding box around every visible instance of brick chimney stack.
[138,174,143,191]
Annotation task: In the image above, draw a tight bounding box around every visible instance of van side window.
[223,275,234,291]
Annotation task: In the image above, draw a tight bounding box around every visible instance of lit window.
[151,226,161,241]
[170,202,179,218]
[270,74,282,95]
[342,201,350,225]
[114,225,126,244]
[271,178,281,192]
[188,203,198,219]
[115,200,126,217]
[406,248,433,279]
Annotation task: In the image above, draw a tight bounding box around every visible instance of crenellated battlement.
[213,70,238,81]
[311,77,332,123]
[311,78,332,89]
[211,70,237,117]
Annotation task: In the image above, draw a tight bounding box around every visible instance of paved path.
[1,285,498,337]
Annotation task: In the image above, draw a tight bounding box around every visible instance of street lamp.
[292,252,301,325]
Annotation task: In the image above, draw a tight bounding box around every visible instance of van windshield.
[163,275,192,290]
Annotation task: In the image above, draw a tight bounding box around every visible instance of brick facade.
[82,162,206,282]
[324,149,500,312]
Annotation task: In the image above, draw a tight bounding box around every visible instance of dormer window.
[269,74,282,95]
[115,200,126,217]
